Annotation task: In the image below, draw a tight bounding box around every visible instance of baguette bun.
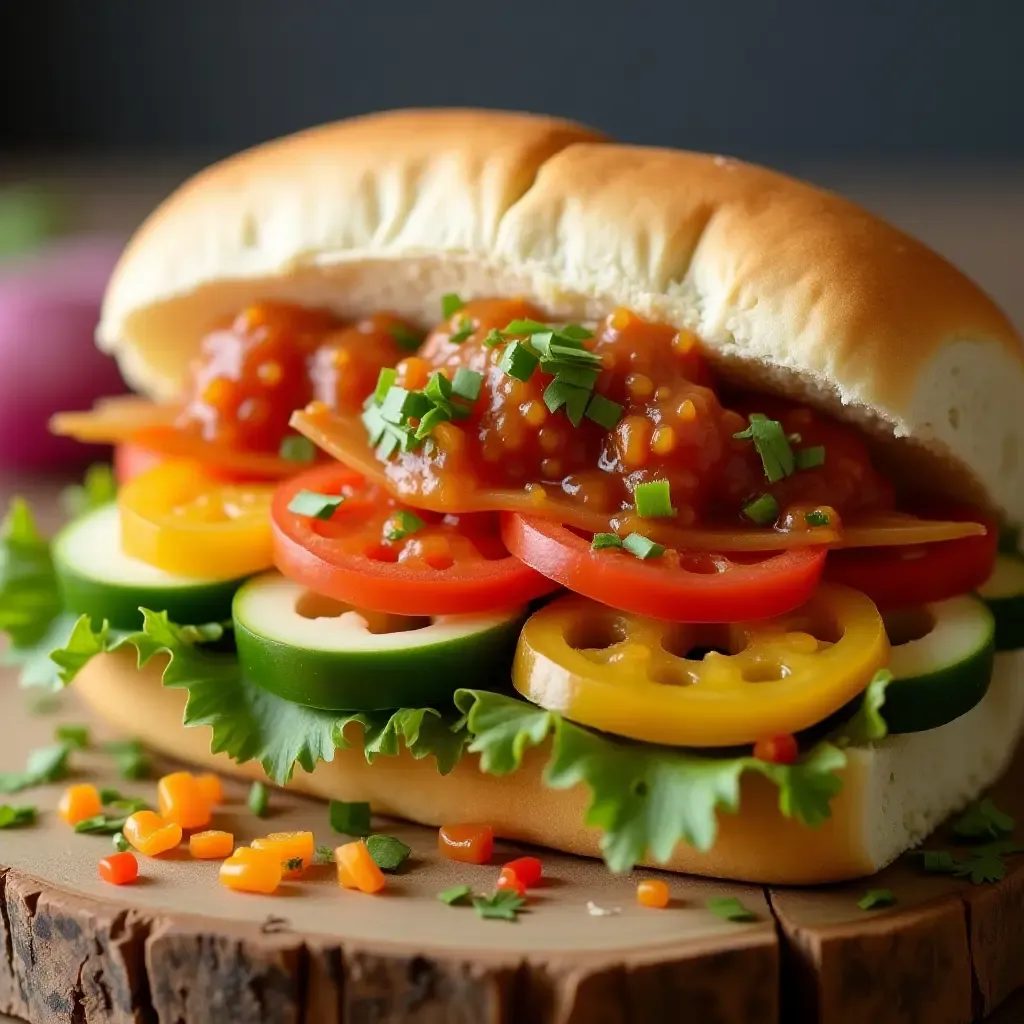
[96,108,1024,523]
[73,649,1024,884]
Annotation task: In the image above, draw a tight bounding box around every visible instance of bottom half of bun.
[74,650,1024,885]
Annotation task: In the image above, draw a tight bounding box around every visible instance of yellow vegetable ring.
[118,460,276,579]
[513,585,889,747]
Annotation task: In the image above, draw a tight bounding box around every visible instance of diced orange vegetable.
[157,771,211,830]
[636,879,670,909]
[753,733,799,765]
[503,856,543,888]
[123,810,183,857]
[219,847,282,894]
[98,852,139,886]
[195,773,224,807]
[496,866,527,898]
[334,841,386,894]
[189,830,235,860]
[437,823,494,865]
[57,783,102,826]
[252,831,315,879]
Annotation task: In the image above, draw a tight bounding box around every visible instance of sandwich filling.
[6,295,1019,874]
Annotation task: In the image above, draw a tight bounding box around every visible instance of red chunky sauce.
[176,303,416,453]
[177,298,895,527]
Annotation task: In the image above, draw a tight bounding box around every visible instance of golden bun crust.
[73,650,1024,885]
[96,108,1024,523]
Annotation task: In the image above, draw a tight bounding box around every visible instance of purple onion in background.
[0,237,128,470]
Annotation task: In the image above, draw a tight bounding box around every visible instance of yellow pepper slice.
[118,460,275,579]
[514,585,888,747]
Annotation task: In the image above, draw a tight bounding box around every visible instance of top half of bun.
[96,108,1024,524]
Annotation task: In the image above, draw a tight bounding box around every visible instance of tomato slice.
[824,506,998,610]
[501,514,826,622]
[514,587,888,746]
[119,460,276,579]
[272,465,559,616]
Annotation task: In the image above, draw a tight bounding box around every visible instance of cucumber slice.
[233,572,526,711]
[54,504,245,630]
[882,594,995,734]
[977,553,1024,651]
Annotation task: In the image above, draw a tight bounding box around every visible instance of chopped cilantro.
[794,446,826,470]
[438,884,472,906]
[857,888,896,910]
[951,799,1014,841]
[385,510,425,542]
[314,845,335,865]
[278,435,316,463]
[441,293,465,318]
[55,724,90,750]
[0,805,36,829]
[805,510,831,528]
[742,493,779,525]
[473,889,527,921]
[284,857,304,872]
[286,490,344,520]
[451,367,483,402]
[74,814,129,835]
[388,323,425,351]
[448,316,475,344]
[633,480,675,519]
[622,533,665,560]
[591,533,623,551]
[706,896,757,922]
[585,393,623,430]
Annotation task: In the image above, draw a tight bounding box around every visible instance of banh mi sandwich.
[8,108,1023,885]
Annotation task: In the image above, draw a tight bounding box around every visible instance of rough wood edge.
[0,867,779,1024]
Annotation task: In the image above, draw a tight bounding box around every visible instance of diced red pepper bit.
[753,733,799,765]
[437,823,494,865]
[503,856,543,888]
[496,866,527,898]
[99,852,139,886]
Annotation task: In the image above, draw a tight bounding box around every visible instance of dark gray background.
[3,1,1022,168]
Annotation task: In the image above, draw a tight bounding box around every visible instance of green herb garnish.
[373,367,398,404]
[414,406,452,440]
[794,446,826,470]
[330,799,371,836]
[388,323,425,351]
[441,293,465,318]
[449,316,474,345]
[952,799,1015,841]
[743,493,779,525]
[591,533,623,551]
[857,888,896,910]
[0,743,70,794]
[622,533,665,560]
[585,393,624,430]
[706,896,757,922]
[733,415,796,483]
[472,889,527,921]
[633,480,675,519]
[438,884,473,906]
[380,386,432,425]
[452,368,483,402]
[499,341,540,382]
[314,845,335,865]
[805,510,831,528]
[74,814,129,835]
[55,724,90,750]
[286,490,343,520]
[0,805,36,829]
[103,739,151,781]
[385,510,426,542]
[483,329,505,348]
[284,857,304,872]
[366,833,412,871]
[248,780,269,818]
[112,831,129,852]
[543,379,590,426]
[278,435,316,463]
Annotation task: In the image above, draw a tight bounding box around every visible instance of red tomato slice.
[500,514,827,623]
[823,506,997,610]
[272,465,559,615]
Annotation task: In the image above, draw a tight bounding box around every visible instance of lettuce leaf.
[454,679,890,874]
[59,463,117,520]
[56,609,467,783]
[0,499,62,649]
